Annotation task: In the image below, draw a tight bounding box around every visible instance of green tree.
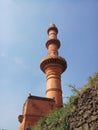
[88,72,98,87]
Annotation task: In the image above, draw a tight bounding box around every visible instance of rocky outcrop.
[70,85,98,130]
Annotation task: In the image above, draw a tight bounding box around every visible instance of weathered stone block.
[82,123,89,130]
[74,127,82,130]
[91,115,98,121]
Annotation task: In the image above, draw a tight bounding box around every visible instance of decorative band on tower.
[40,24,67,108]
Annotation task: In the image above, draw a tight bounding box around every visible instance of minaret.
[40,24,67,108]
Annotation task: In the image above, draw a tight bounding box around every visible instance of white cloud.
[0,52,28,70]
[13,56,28,69]
[0,52,6,57]
[14,57,23,64]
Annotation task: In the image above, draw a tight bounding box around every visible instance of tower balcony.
[40,56,67,74]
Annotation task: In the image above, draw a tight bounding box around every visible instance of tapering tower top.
[46,24,60,49]
[47,24,58,35]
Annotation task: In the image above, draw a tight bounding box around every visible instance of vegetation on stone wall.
[32,72,98,130]
[79,72,98,95]
[33,104,70,130]
[70,72,98,130]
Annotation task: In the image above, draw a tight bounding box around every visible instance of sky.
[0,0,98,130]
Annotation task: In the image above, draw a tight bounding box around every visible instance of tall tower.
[40,24,67,108]
[18,24,67,130]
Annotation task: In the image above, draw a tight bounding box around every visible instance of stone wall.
[70,85,98,130]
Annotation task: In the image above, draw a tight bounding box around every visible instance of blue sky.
[0,0,98,130]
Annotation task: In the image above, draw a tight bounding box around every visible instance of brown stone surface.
[70,85,98,130]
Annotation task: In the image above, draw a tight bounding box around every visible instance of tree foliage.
[88,72,98,87]
[33,107,70,130]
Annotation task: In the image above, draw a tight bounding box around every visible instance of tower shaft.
[40,24,67,108]
[45,65,63,107]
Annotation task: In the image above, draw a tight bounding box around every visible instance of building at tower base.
[18,95,56,130]
[18,24,67,130]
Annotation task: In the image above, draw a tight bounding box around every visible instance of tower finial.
[49,23,56,27]
[47,23,58,35]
